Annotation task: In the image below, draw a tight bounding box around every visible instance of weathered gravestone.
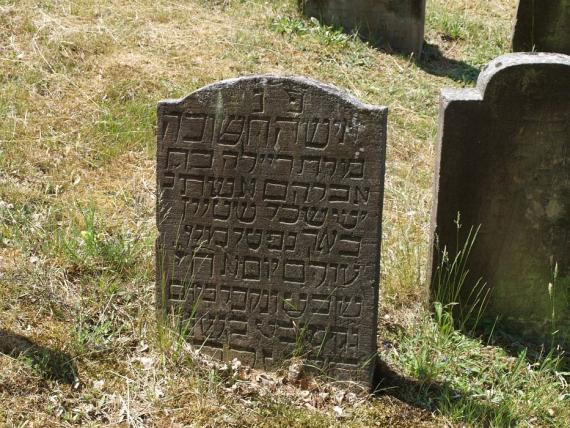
[300,0,426,57]
[429,53,570,346]
[156,76,387,387]
[512,0,570,55]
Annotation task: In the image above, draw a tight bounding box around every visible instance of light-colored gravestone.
[429,53,570,346]
[300,0,426,57]
[156,76,387,387]
[512,0,570,55]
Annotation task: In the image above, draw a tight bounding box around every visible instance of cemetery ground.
[0,0,569,426]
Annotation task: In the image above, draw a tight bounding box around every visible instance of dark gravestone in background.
[429,53,570,347]
[156,76,387,387]
[512,0,570,55]
[300,0,426,57]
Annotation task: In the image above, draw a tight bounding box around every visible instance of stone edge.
[157,74,388,114]
[477,52,570,97]
[427,51,570,295]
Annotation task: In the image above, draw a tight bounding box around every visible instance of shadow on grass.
[418,42,480,84]
[472,321,570,371]
[373,358,515,425]
[0,329,79,385]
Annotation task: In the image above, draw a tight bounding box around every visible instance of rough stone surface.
[512,0,570,55]
[429,53,570,347]
[156,75,387,388]
[300,0,425,57]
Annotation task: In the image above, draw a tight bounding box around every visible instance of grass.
[431,216,489,334]
[1,0,568,426]
[385,306,568,426]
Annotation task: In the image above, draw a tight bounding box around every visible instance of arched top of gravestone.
[158,74,387,115]
[442,53,570,121]
[476,52,570,95]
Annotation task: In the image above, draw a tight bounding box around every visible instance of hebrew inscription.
[156,76,387,387]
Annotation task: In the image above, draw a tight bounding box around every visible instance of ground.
[1,0,569,426]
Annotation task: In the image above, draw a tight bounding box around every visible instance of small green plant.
[291,319,311,359]
[427,8,478,42]
[391,210,569,425]
[74,314,123,353]
[270,15,310,36]
[0,201,37,251]
[546,261,570,347]
[271,14,353,48]
[549,263,560,347]
[283,288,337,362]
[88,101,155,165]
[17,346,78,385]
[50,206,145,278]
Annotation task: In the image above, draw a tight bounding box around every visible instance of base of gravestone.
[300,0,426,57]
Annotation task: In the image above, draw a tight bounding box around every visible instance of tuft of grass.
[429,10,471,42]
[86,101,155,165]
[425,0,512,67]
[48,206,147,279]
[271,14,355,48]
[431,215,489,333]
[0,200,36,249]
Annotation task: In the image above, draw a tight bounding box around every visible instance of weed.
[547,262,570,347]
[49,206,146,278]
[430,10,469,41]
[271,14,354,48]
[271,15,310,36]
[389,213,570,425]
[73,300,128,354]
[0,201,36,249]
[155,225,210,363]
[431,213,489,333]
